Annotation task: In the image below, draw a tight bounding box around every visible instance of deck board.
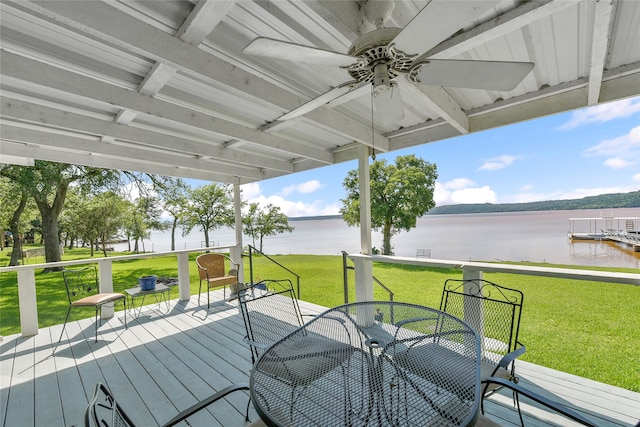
[1,291,638,427]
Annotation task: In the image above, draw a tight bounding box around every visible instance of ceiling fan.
[243,0,534,128]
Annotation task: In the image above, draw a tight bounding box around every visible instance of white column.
[232,183,244,283]
[355,145,374,303]
[462,267,484,340]
[18,268,38,336]
[177,252,191,301]
[97,260,114,318]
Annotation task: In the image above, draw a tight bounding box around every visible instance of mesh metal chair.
[474,377,598,426]
[85,382,262,427]
[440,279,526,423]
[59,266,127,343]
[237,279,308,365]
[196,253,239,308]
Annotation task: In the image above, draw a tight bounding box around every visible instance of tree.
[75,191,129,257]
[243,202,294,252]
[182,184,234,247]
[340,154,437,255]
[122,196,165,253]
[0,177,40,265]
[0,162,120,270]
[157,178,190,251]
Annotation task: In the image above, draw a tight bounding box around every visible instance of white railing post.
[97,259,114,318]
[177,252,191,301]
[17,268,38,336]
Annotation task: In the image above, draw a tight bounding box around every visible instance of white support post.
[232,183,244,284]
[462,267,484,343]
[355,144,374,303]
[18,268,38,336]
[177,252,191,301]
[97,260,114,318]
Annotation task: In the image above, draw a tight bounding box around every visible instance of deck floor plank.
[2,291,638,427]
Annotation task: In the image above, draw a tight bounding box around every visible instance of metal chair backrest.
[440,279,524,363]
[63,266,100,304]
[85,383,135,427]
[238,279,303,364]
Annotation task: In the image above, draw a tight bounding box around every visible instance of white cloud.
[634,173,640,182]
[450,186,497,204]
[520,184,534,191]
[435,179,497,205]
[443,177,476,190]
[584,125,640,169]
[240,182,262,199]
[281,180,324,196]
[478,155,520,171]
[559,97,640,130]
[247,194,338,217]
[604,157,634,169]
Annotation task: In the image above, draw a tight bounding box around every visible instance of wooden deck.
[1,291,638,427]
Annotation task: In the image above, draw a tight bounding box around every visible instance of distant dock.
[568,215,640,252]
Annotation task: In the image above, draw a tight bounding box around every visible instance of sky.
[202,95,640,218]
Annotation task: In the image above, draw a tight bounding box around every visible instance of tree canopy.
[341,154,437,255]
[243,202,294,252]
[181,183,235,247]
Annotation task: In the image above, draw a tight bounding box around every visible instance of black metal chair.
[237,279,309,364]
[440,279,526,423]
[475,377,598,426]
[85,382,262,427]
[59,266,127,343]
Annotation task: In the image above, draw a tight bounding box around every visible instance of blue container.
[139,275,157,291]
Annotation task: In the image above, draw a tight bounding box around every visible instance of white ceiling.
[1,0,639,185]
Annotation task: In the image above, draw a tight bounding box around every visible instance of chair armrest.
[244,337,270,351]
[496,345,526,370]
[163,383,250,427]
[482,376,597,427]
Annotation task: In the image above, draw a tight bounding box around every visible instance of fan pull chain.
[370,84,376,160]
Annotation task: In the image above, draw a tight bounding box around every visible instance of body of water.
[115,208,640,269]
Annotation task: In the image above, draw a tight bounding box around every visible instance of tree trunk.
[8,193,28,266]
[204,229,210,247]
[170,218,177,251]
[382,222,392,255]
[30,180,68,272]
[40,206,62,270]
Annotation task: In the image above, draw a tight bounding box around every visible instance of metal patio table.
[250,301,481,426]
[125,283,171,317]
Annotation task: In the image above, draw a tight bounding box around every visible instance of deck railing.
[0,245,239,336]
[2,249,639,337]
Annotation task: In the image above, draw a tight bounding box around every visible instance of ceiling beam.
[425,0,581,59]
[588,0,615,105]
[388,65,640,149]
[14,0,380,147]
[0,125,266,180]
[1,52,334,164]
[0,97,296,174]
[0,139,244,184]
[414,85,469,134]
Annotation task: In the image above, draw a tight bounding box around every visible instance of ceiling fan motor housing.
[347,28,416,87]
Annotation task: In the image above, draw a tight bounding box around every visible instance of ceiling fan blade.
[412,59,534,91]
[373,83,404,126]
[275,81,364,122]
[392,1,500,56]
[243,37,360,67]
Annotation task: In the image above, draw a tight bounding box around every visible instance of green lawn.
[1,249,638,392]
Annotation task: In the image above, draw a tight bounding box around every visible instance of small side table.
[125,283,171,318]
